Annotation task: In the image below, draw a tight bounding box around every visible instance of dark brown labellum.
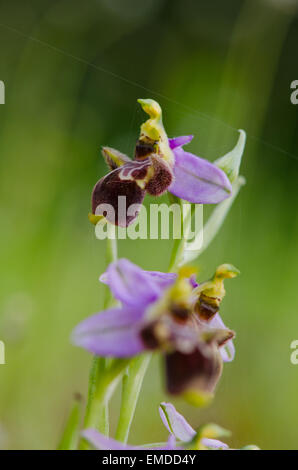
[165,343,222,396]
[91,168,145,227]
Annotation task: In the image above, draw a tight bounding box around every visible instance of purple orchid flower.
[81,402,233,450]
[81,429,177,451]
[72,259,236,400]
[159,402,230,450]
[90,99,232,227]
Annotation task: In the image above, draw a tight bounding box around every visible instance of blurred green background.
[0,0,298,450]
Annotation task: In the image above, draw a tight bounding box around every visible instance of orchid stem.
[115,197,188,443]
[57,394,83,450]
[80,226,117,449]
[168,196,187,272]
[115,354,151,443]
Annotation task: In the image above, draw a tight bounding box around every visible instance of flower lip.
[165,342,223,397]
[91,167,146,227]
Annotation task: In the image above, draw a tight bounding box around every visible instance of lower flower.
[81,402,259,450]
[72,259,237,403]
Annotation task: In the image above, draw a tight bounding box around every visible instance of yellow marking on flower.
[182,389,212,408]
[101,146,130,168]
[178,266,197,280]
[197,423,231,440]
[170,278,193,304]
[137,98,174,165]
[195,263,240,301]
[135,163,155,189]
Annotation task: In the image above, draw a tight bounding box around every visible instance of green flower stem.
[103,227,117,309]
[80,227,118,449]
[57,394,83,450]
[168,234,185,273]
[168,197,191,272]
[84,358,130,431]
[115,197,189,443]
[79,358,130,449]
[84,356,108,435]
[115,354,151,443]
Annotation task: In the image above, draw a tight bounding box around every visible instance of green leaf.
[182,176,245,264]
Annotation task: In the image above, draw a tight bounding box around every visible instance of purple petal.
[99,259,176,308]
[189,274,199,289]
[82,429,179,451]
[82,429,139,450]
[71,306,145,357]
[169,135,194,149]
[208,314,235,362]
[136,270,176,289]
[169,147,232,204]
[163,434,181,450]
[201,438,229,450]
[159,402,196,442]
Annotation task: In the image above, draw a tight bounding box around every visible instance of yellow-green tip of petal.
[137,98,174,165]
[197,423,231,440]
[88,213,104,225]
[215,264,240,279]
[137,98,162,120]
[183,389,213,407]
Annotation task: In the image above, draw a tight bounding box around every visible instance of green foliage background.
[0,0,298,449]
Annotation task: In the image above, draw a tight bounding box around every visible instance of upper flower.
[90,99,232,227]
[72,259,237,403]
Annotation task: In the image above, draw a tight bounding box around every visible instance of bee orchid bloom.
[72,259,236,402]
[82,402,258,451]
[158,402,259,450]
[81,401,225,450]
[90,99,232,227]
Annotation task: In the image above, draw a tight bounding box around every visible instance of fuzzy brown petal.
[165,343,222,396]
[145,155,174,196]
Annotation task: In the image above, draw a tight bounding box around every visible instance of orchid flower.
[158,402,259,450]
[81,402,259,450]
[89,99,232,227]
[72,259,237,404]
